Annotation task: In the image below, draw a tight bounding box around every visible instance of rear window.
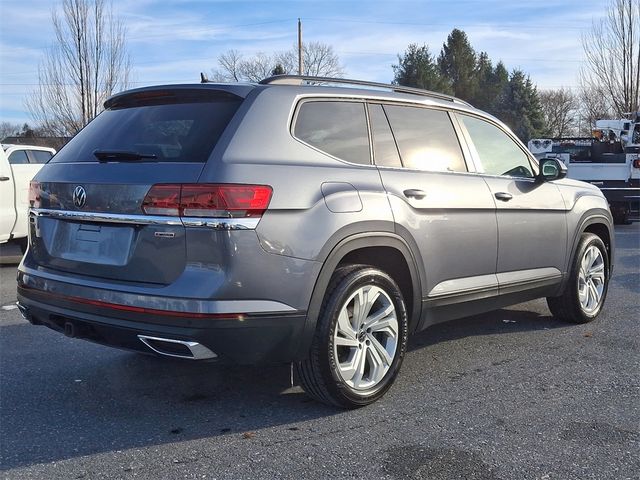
[29,150,54,164]
[51,90,242,163]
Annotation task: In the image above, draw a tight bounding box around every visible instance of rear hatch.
[29,86,246,285]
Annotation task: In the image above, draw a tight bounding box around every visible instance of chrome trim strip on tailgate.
[30,208,259,230]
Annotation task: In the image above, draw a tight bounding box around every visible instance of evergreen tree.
[392,44,451,93]
[437,29,477,101]
[495,70,546,141]
[481,61,510,117]
[393,30,548,140]
[271,63,285,76]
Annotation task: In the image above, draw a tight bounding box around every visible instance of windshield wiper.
[93,149,158,162]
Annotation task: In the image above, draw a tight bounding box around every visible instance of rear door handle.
[494,192,513,202]
[403,189,426,200]
[0,176,10,181]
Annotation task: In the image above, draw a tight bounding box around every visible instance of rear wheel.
[547,233,609,323]
[296,265,409,408]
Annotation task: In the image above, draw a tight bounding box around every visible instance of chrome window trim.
[30,208,260,230]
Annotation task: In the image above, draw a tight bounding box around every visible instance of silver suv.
[17,76,614,408]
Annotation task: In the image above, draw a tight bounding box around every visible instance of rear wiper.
[93,149,158,162]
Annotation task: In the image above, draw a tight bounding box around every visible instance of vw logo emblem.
[73,185,87,209]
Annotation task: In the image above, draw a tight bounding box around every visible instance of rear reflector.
[142,184,272,218]
[633,158,640,169]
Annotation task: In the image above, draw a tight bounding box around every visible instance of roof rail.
[258,75,472,107]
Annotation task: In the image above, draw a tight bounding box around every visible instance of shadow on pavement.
[0,304,566,470]
[409,306,564,351]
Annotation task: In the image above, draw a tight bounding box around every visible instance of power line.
[304,17,589,31]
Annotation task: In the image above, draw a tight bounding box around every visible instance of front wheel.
[547,233,609,323]
[296,265,409,408]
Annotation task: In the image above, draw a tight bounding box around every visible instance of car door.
[455,113,568,294]
[7,149,43,239]
[0,149,16,242]
[370,103,499,323]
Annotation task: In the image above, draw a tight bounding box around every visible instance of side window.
[459,114,535,178]
[368,104,402,168]
[383,105,466,172]
[28,150,54,164]
[8,150,30,165]
[294,101,370,165]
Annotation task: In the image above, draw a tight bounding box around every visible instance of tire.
[547,233,609,324]
[295,265,409,408]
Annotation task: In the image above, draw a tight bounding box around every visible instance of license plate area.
[45,219,134,266]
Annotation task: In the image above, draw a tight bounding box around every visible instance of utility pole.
[297,18,303,75]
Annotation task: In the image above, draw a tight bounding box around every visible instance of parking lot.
[0,224,638,480]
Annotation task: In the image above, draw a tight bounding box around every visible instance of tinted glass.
[460,114,534,178]
[384,105,466,172]
[369,104,401,168]
[8,150,29,165]
[29,150,53,164]
[294,101,370,165]
[51,93,241,163]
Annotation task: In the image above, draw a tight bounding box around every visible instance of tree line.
[392,29,546,141]
[20,0,640,144]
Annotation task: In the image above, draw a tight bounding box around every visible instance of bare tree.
[580,0,640,117]
[217,50,243,81]
[577,85,616,134]
[277,42,344,77]
[0,122,22,140]
[210,42,344,82]
[240,52,278,82]
[27,0,131,136]
[539,88,578,137]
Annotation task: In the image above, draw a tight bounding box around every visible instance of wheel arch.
[295,232,423,360]
[561,210,615,294]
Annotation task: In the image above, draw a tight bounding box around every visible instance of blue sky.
[0,0,606,125]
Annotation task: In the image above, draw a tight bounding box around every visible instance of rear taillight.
[141,184,181,216]
[29,181,41,208]
[633,158,640,169]
[142,184,273,218]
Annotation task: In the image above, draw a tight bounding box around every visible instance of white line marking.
[1,304,18,311]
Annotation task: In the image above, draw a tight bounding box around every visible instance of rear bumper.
[17,285,307,365]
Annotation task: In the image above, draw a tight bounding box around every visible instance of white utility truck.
[0,144,56,252]
[529,117,640,224]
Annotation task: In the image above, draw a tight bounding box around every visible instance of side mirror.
[538,157,567,182]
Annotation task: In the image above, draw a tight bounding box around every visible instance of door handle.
[403,189,426,200]
[0,176,10,181]
[494,192,513,202]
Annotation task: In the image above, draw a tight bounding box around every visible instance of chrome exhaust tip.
[16,302,33,322]
[137,335,217,360]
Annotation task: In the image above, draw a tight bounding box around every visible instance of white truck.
[529,119,640,224]
[0,144,56,252]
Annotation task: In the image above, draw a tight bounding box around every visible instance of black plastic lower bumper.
[17,291,307,365]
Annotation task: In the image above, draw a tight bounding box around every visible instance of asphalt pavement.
[0,225,638,479]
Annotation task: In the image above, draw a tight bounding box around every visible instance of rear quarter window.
[51,90,242,163]
[293,101,371,165]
